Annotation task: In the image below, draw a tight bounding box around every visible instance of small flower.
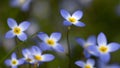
[38,32,64,52]
[60,9,85,27]
[5,18,30,41]
[75,59,95,68]
[5,53,24,68]
[22,48,35,64]
[10,0,32,11]
[88,32,120,63]
[76,36,96,58]
[30,46,55,63]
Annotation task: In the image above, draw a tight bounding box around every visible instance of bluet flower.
[75,59,95,68]
[10,0,32,11]
[5,18,30,41]
[76,36,96,58]
[60,9,85,27]
[88,32,120,63]
[5,53,24,68]
[38,32,64,52]
[22,48,35,64]
[31,46,55,63]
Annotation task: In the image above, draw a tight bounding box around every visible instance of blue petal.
[31,46,42,55]
[108,43,120,52]
[100,53,110,63]
[76,37,85,47]
[12,66,17,68]
[87,45,99,56]
[19,21,30,31]
[21,0,31,11]
[37,32,49,42]
[50,32,61,42]
[11,53,17,59]
[86,59,95,66]
[42,54,55,62]
[53,43,64,52]
[72,10,83,20]
[97,32,107,46]
[5,30,15,39]
[4,59,11,66]
[7,18,17,29]
[22,49,31,57]
[75,60,85,67]
[87,36,96,45]
[18,58,24,65]
[17,32,27,41]
[39,42,51,51]
[60,9,70,20]
[83,50,91,58]
[74,21,85,27]
[63,20,72,26]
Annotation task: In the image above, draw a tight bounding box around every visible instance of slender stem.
[66,26,71,68]
[34,63,38,68]
[15,38,21,58]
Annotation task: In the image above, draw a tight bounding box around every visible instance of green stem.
[0,32,37,64]
[66,26,71,68]
[15,38,21,58]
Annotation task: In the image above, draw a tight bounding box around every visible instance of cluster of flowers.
[4,0,120,67]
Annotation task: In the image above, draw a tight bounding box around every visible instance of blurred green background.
[0,0,120,68]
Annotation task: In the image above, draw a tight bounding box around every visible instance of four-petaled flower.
[10,0,32,11]
[38,32,64,52]
[5,18,30,41]
[75,59,95,68]
[60,9,85,27]
[5,53,24,68]
[76,36,96,58]
[88,32,120,63]
[30,46,55,63]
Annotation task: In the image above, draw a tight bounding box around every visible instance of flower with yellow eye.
[10,0,32,11]
[31,46,55,63]
[38,32,64,52]
[88,32,120,63]
[5,18,30,41]
[5,53,24,68]
[75,59,95,68]
[60,9,85,27]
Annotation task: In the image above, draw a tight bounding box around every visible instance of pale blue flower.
[38,32,64,52]
[5,53,24,68]
[76,35,96,58]
[22,48,35,64]
[88,32,120,63]
[60,9,85,27]
[5,18,30,41]
[10,0,32,11]
[30,46,55,63]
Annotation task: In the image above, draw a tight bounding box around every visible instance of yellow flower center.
[13,27,21,35]
[85,64,92,68]
[34,55,42,61]
[11,60,18,65]
[99,45,108,53]
[68,17,76,23]
[47,39,55,46]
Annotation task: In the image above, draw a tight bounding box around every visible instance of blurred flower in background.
[10,0,32,11]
